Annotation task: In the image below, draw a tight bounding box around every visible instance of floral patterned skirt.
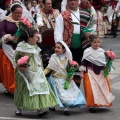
[83,70,115,107]
[14,71,58,110]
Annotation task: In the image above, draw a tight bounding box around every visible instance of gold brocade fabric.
[44,58,67,79]
[39,9,59,29]
[61,10,74,47]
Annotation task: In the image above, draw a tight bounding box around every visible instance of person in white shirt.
[61,0,81,12]
[54,0,97,87]
[36,0,59,32]
[30,0,40,17]
[110,0,120,38]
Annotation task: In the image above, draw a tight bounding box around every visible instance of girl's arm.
[79,59,88,78]
[80,71,84,78]
[79,66,86,78]
[44,68,52,75]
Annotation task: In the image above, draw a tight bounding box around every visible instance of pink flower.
[111,51,116,60]
[17,59,23,65]
[24,20,31,26]
[106,50,116,60]
[28,24,33,28]
[17,56,29,66]
[20,17,27,23]
[69,60,78,66]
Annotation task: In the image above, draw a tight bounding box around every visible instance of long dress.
[13,41,58,110]
[44,54,86,108]
[0,19,20,93]
[80,47,115,107]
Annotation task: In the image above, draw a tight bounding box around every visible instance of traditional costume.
[79,47,115,108]
[37,8,59,32]
[0,14,21,94]
[30,5,40,18]
[55,2,96,59]
[10,0,34,23]
[54,3,96,86]
[44,41,86,111]
[13,41,58,111]
[79,1,97,36]
[109,0,120,37]
[90,0,109,38]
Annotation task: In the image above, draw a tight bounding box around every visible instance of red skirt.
[83,73,112,107]
[0,49,16,94]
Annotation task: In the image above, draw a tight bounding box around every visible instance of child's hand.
[80,72,84,78]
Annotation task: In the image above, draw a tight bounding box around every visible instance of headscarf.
[10,0,34,23]
[56,40,73,60]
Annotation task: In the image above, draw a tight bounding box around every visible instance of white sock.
[64,108,69,111]
[16,108,22,113]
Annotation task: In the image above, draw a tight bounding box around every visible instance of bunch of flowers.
[17,55,30,68]
[14,17,33,43]
[64,60,79,89]
[104,50,116,77]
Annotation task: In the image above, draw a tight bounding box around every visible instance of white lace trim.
[1,34,11,43]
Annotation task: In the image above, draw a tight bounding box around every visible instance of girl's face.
[28,33,38,45]
[32,1,37,7]
[90,38,100,50]
[55,43,65,55]
[38,0,44,8]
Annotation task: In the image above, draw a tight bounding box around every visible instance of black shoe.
[107,33,113,35]
[4,90,10,95]
[89,108,97,113]
[38,111,49,117]
[15,112,22,116]
[64,111,70,116]
[113,35,116,38]
[49,107,56,111]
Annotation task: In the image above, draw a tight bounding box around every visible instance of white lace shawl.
[82,47,106,66]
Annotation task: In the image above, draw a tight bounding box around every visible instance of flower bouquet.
[17,55,30,68]
[104,50,116,78]
[64,60,79,89]
[14,17,33,43]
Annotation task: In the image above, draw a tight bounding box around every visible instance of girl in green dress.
[13,29,58,117]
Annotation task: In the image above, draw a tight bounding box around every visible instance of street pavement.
[0,33,120,120]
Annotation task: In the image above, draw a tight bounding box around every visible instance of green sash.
[70,34,81,48]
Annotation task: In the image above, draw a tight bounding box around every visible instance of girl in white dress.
[44,41,86,116]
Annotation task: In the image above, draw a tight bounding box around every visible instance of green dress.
[13,41,58,110]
